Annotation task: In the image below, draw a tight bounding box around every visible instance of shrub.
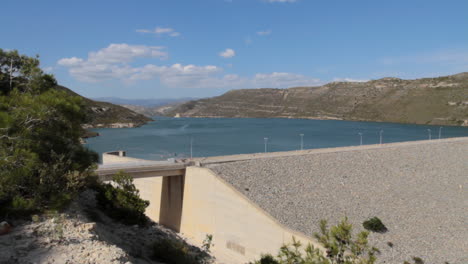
[251,218,379,264]
[95,171,149,225]
[404,259,425,264]
[411,257,424,264]
[362,217,387,233]
[152,234,213,264]
[256,254,279,264]
[202,234,214,254]
[152,238,198,264]
[152,238,193,263]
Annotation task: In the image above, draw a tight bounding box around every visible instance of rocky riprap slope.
[0,190,208,264]
[207,138,468,264]
[168,72,468,126]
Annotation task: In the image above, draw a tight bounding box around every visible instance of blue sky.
[3,0,468,99]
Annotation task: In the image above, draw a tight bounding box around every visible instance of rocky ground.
[0,190,208,264]
[208,138,468,264]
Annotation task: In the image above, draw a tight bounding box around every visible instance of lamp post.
[427,129,431,140]
[300,134,304,150]
[264,137,268,153]
[438,127,443,139]
[190,137,193,159]
[379,130,384,145]
[358,132,363,146]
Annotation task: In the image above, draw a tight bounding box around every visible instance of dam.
[96,137,468,264]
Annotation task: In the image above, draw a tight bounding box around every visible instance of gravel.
[207,139,468,264]
[0,190,209,264]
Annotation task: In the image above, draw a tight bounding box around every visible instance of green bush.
[362,217,387,233]
[252,218,379,264]
[152,235,212,264]
[152,238,198,264]
[405,257,424,264]
[202,234,214,254]
[95,171,149,225]
[0,49,98,218]
[256,254,279,264]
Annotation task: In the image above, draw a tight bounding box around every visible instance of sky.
[2,0,468,99]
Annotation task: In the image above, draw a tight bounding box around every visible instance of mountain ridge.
[165,73,468,126]
[92,97,196,107]
[56,86,153,129]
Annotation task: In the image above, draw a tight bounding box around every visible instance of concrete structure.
[180,167,322,263]
[97,152,319,263]
[97,137,468,264]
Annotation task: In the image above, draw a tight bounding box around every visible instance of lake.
[85,117,468,161]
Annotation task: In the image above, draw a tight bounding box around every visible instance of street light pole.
[438,127,443,139]
[427,129,431,140]
[358,132,363,146]
[190,137,193,159]
[300,134,304,150]
[379,130,384,145]
[264,137,268,153]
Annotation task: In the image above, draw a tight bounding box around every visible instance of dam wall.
[180,166,320,263]
[98,137,468,264]
[99,153,320,263]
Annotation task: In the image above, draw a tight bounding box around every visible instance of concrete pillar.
[159,175,185,232]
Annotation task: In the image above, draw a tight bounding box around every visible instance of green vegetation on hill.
[56,85,153,128]
[167,73,468,126]
[0,49,98,217]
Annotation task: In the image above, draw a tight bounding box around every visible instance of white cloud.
[219,48,236,58]
[332,78,369,83]
[58,43,168,82]
[253,72,321,87]
[127,64,222,86]
[87,43,167,64]
[42,66,54,73]
[136,27,181,37]
[57,57,84,67]
[257,30,272,36]
[58,44,327,89]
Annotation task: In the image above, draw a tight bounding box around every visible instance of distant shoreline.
[167,115,468,127]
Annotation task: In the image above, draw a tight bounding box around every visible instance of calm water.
[85,117,468,161]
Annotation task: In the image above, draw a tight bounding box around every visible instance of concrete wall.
[133,175,185,232]
[102,151,149,164]
[132,177,163,223]
[180,166,321,264]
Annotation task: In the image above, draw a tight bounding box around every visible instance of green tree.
[0,49,56,95]
[95,171,149,225]
[0,49,98,217]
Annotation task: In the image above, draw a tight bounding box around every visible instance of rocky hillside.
[57,86,153,128]
[0,190,212,264]
[167,72,468,126]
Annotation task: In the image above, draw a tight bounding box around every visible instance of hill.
[121,100,192,117]
[57,86,153,128]
[166,73,468,126]
[92,97,195,107]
